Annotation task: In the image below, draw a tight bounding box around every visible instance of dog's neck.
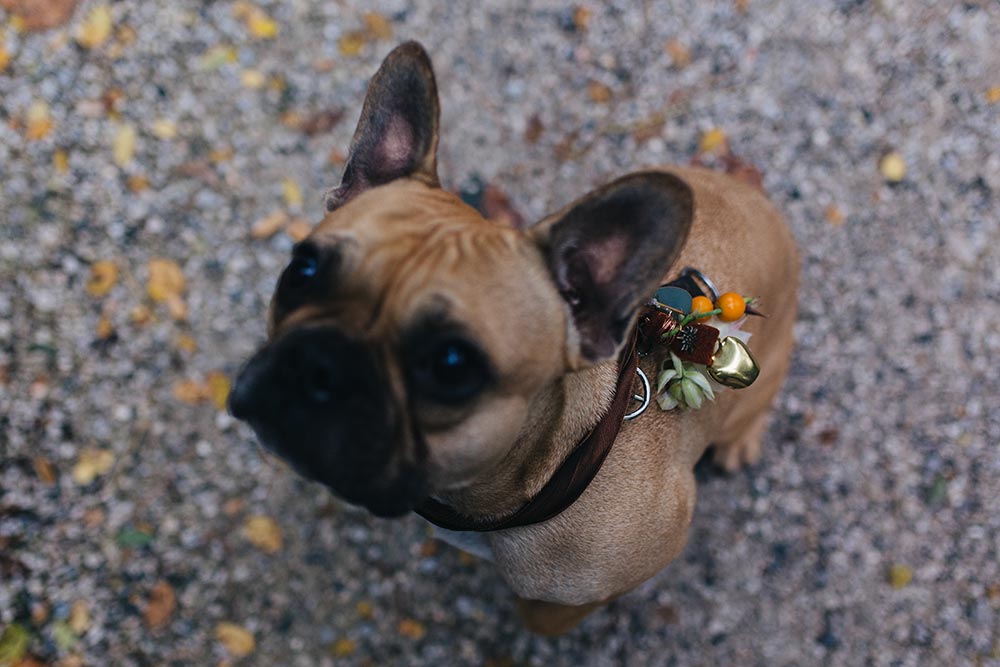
[434,361,619,521]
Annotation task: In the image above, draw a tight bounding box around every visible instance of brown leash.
[415,328,640,532]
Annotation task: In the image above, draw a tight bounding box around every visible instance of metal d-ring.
[624,367,651,420]
[681,267,720,302]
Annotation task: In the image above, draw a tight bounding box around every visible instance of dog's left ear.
[531,172,694,366]
[325,41,440,211]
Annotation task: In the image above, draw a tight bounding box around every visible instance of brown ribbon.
[415,327,640,533]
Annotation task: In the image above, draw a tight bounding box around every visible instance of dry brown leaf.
[243,515,283,553]
[72,448,114,485]
[587,81,612,104]
[147,258,185,303]
[0,0,78,32]
[285,219,312,242]
[0,45,10,73]
[144,581,176,630]
[68,601,90,635]
[205,371,230,411]
[75,4,112,49]
[363,12,392,40]
[172,379,205,405]
[86,260,118,297]
[33,457,57,485]
[95,316,114,340]
[25,100,54,141]
[222,498,246,516]
[127,174,149,192]
[397,618,426,640]
[824,204,845,226]
[573,6,593,30]
[523,114,544,144]
[297,108,345,136]
[250,210,289,240]
[987,86,1000,104]
[665,39,691,68]
[215,622,255,657]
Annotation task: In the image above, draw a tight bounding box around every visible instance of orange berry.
[716,292,746,322]
[691,295,714,319]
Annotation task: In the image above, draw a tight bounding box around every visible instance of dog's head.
[230,42,694,517]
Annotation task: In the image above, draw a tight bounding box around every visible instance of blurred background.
[1,0,999,665]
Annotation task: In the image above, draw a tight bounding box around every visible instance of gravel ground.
[2,0,999,665]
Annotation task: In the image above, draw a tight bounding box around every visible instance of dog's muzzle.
[229,326,427,517]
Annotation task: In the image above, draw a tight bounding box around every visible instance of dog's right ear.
[325,41,441,211]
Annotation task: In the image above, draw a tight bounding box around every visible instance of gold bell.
[708,336,760,389]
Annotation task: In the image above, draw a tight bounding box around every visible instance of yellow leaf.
[699,127,728,154]
[53,149,70,173]
[285,218,312,242]
[68,601,90,635]
[76,5,113,50]
[250,210,288,240]
[363,12,392,40]
[205,371,230,411]
[355,600,374,619]
[147,258,186,302]
[150,119,177,140]
[198,45,237,70]
[987,86,1000,104]
[172,379,205,405]
[9,14,26,32]
[130,305,152,326]
[879,151,906,183]
[889,564,912,589]
[243,515,283,554]
[86,260,118,297]
[397,618,426,640]
[175,335,198,353]
[329,638,357,658]
[240,68,266,89]
[95,316,114,340]
[587,81,612,104]
[112,123,137,167]
[215,622,255,658]
[338,32,366,57]
[72,448,114,485]
[282,179,302,209]
[0,46,10,73]
[25,100,54,140]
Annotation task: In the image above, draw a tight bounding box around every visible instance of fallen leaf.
[222,498,246,516]
[101,88,125,116]
[0,45,10,73]
[83,508,104,527]
[338,32,366,57]
[987,86,1000,104]
[889,564,912,589]
[282,179,303,209]
[95,316,114,340]
[25,100,54,141]
[523,114,544,144]
[175,335,198,353]
[112,123,137,167]
[127,174,149,192]
[146,258,185,303]
[68,601,89,635]
[735,0,749,12]
[215,623,255,658]
[198,45,237,71]
[573,6,593,30]
[33,457,57,485]
[665,39,691,68]
[285,219,312,242]
[250,210,288,240]
[75,4,112,49]
[72,448,114,485]
[53,149,69,173]
[587,80,612,104]
[363,12,392,40]
[246,9,279,39]
[397,618,426,640]
[698,127,728,154]
[243,515,282,553]
[150,119,177,140]
[172,379,204,405]
[208,147,234,164]
[144,581,176,630]
[205,371,230,411]
[879,151,906,183]
[130,305,151,325]
[240,69,266,89]
[297,108,344,136]
[824,204,845,226]
[329,638,357,658]
[0,0,78,32]
[355,600,374,619]
[86,260,118,297]
[0,623,30,664]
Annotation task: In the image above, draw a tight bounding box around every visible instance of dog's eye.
[408,337,490,405]
[288,254,319,286]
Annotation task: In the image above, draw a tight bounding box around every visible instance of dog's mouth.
[229,326,428,517]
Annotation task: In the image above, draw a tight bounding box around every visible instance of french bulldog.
[230,41,799,635]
